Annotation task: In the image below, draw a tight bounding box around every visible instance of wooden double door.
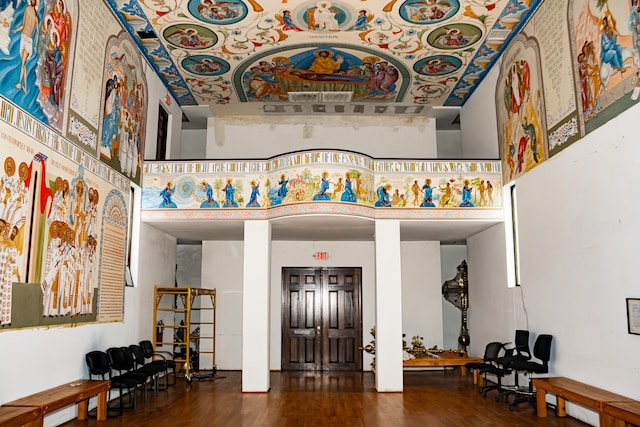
[282,267,362,371]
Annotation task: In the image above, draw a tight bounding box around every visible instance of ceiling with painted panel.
[106,0,540,116]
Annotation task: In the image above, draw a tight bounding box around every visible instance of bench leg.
[77,399,88,421]
[459,366,467,377]
[556,397,567,417]
[96,390,108,421]
[535,389,548,417]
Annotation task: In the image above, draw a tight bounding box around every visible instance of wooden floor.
[63,370,590,427]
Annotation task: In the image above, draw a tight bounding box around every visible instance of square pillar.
[242,220,271,391]
[374,220,404,392]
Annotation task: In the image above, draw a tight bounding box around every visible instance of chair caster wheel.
[495,396,501,403]
[508,404,515,412]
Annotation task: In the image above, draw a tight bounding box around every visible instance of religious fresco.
[0,0,77,132]
[0,100,128,329]
[496,0,640,180]
[496,34,547,183]
[570,0,640,133]
[98,33,148,186]
[141,153,503,215]
[235,45,409,103]
[106,0,543,109]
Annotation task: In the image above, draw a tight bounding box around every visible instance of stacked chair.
[493,329,532,402]
[85,340,177,417]
[465,341,508,396]
[506,334,553,412]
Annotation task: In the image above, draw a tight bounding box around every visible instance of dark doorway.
[155,105,168,161]
[282,267,362,371]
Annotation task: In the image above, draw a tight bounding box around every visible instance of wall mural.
[98,33,148,186]
[0,108,128,329]
[142,153,503,217]
[0,0,136,331]
[0,0,77,133]
[496,0,640,180]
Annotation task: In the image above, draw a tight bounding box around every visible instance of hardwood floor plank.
[61,370,590,426]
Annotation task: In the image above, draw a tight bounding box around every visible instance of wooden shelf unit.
[153,286,216,382]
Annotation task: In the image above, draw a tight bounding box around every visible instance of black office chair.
[507,334,553,412]
[140,339,177,387]
[494,329,531,401]
[465,342,504,393]
[85,350,140,416]
[129,344,166,394]
[106,347,149,404]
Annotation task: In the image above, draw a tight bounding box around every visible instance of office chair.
[465,341,504,394]
[507,334,553,412]
[85,350,140,416]
[494,329,531,401]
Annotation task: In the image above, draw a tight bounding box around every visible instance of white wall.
[206,115,437,159]
[463,56,640,425]
[460,63,500,159]
[180,129,207,159]
[402,242,443,350]
[201,236,442,372]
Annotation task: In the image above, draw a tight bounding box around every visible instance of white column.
[374,220,404,392]
[242,220,271,392]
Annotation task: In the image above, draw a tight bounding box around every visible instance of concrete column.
[374,220,404,392]
[242,220,271,391]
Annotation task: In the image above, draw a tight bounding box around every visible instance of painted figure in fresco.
[478,180,486,206]
[12,0,39,92]
[159,181,177,208]
[313,171,331,201]
[0,218,20,324]
[522,117,538,163]
[351,9,371,31]
[577,53,589,114]
[330,177,343,198]
[277,174,288,199]
[583,40,601,114]
[367,61,399,96]
[438,182,453,207]
[278,10,303,32]
[374,183,392,207]
[391,188,400,205]
[101,75,121,156]
[631,1,640,59]
[199,180,219,208]
[309,49,343,74]
[486,181,493,205]
[312,1,339,31]
[460,180,474,207]
[246,180,260,207]
[420,178,435,207]
[600,15,625,72]
[0,0,18,55]
[411,180,420,206]
[341,172,357,203]
[223,178,238,207]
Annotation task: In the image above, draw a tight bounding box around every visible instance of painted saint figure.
[313,171,331,200]
[375,183,392,207]
[223,178,238,207]
[159,181,177,208]
[246,180,260,207]
[420,178,435,207]
[459,180,474,207]
[199,180,219,208]
[340,172,357,203]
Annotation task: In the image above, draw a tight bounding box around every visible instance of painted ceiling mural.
[105,0,542,112]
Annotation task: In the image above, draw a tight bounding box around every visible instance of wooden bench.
[1,380,110,426]
[602,400,640,427]
[533,377,635,425]
[403,351,483,379]
[0,406,41,427]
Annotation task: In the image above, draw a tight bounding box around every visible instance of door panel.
[282,267,362,371]
[282,268,322,370]
[323,268,361,371]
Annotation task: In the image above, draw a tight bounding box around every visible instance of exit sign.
[315,252,328,260]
